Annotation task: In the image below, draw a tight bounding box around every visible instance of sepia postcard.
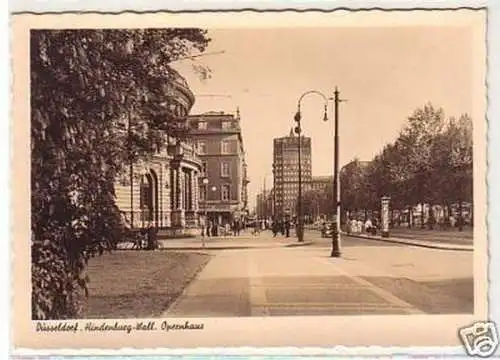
[11,7,491,355]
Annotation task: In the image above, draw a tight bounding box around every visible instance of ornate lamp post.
[272,163,276,218]
[293,88,344,257]
[294,90,328,242]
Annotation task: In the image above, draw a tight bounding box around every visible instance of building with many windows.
[310,176,333,193]
[186,110,249,225]
[273,129,312,217]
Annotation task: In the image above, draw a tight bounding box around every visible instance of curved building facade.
[115,68,203,233]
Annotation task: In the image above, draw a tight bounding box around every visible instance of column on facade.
[162,164,171,228]
[178,166,184,211]
[191,171,198,213]
[170,167,176,210]
[184,170,190,211]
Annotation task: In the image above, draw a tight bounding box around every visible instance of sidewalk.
[162,246,425,317]
[117,231,313,251]
[387,228,472,244]
[344,231,473,252]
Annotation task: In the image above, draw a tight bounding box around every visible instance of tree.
[391,104,446,227]
[302,189,324,221]
[31,29,210,319]
[340,158,370,217]
[435,114,473,230]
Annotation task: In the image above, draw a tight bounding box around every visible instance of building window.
[198,141,207,154]
[221,121,232,130]
[221,141,230,154]
[198,121,207,130]
[221,162,230,177]
[202,161,207,175]
[221,185,230,201]
[199,185,207,201]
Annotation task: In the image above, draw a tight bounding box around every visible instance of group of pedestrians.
[270,217,292,237]
[347,217,378,235]
[130,222,159,250]
[199,217,245,238]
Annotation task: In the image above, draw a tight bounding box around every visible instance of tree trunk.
[408,206,413,228]
[420,202,425,229]
[428,205,435,230]
[458,200,464,232]
[444,203,451,228]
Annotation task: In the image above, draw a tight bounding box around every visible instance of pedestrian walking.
[206,220,212,238]
[365,218,373,234]
[253,220,261,236]
[285,219,290,237]
[232,220,237,236]
[272,218,278,237]
[199,215,206,248]
[145,222,158,250]
[357,219,363,233]
[236,220,241,236]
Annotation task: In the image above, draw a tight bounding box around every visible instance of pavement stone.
[162,243,425,317]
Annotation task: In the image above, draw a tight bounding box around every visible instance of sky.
[172,26,474,210]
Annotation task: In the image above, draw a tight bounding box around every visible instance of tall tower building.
[273,128,312,217]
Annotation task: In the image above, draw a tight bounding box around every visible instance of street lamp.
[330,87,344,258]
[294,90,328,242]
[293,88,344,257]
[272,163,276,218]
[202,177,209,221]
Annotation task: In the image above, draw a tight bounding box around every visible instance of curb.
[284,241,314,248]
[116,245,254,251]
[343,232,473,252]
[117,242,311,251]
[161,246,254,251]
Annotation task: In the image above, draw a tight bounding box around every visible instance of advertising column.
[381,196,391,238]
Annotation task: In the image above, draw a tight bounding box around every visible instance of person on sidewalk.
[206,220,212,239]
[253,220,261,236]
[365,218,373,234]
[280,219,285,236]
[145,222,158,250]
[272,217,278,237]
[199,215,206,248]
[232,220,237,236]
[236,220,242,236]
[357,219,364,234]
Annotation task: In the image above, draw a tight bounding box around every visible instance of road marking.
[248,253,270,316]
[316,258,425,315]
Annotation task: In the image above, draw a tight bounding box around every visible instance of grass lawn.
[80,250,212,318]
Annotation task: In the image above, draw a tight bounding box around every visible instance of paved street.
[162,230,473,317]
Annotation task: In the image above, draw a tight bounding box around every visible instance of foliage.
[338,103,473,223]
[31,29,210,319]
